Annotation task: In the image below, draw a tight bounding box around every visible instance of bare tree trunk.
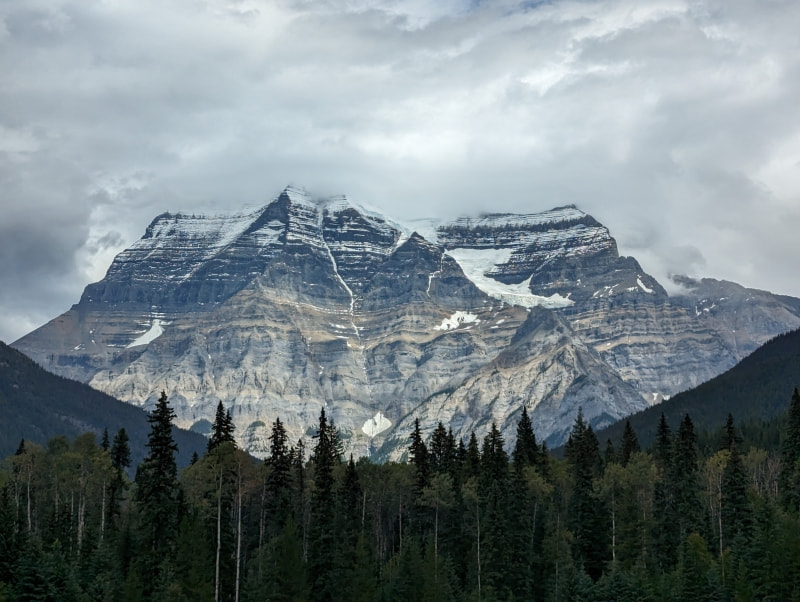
[554,512,560,602]
[476,501,481,602]
[77,491,85,550]
[611,488,616,562]
[361,490,366,529]
[235,464,243,602]
[434,503,439,581]
[100,478,106,542]
[26,469,32,532]
[215,464,223,602]
[398,501,403,554]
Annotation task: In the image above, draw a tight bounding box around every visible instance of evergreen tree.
[265,417,292,539]
[290,438,307,530]
[408,418,430,495]
[101,428,110,451]
[107,428,131,529]
[512,405,539,470]
[565,408,608,581]
[720,413,740,452]
[110,428,131,473]
[651,412,678,570]
[673,414,704,543]
[430,422,454,475]
[480,423,510,597]
[0,485,18,587]
[780,387,800,511]
[308,407,337,600]
[620,420,641,466]
[207,401,236,452]
[464,431,481,480]
[604,438,618,465]
[721,417,750,549]
[133,391,182,597]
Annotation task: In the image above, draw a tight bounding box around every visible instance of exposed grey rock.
[13,187,800,458]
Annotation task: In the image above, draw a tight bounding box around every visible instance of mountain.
[13,186,800,458]
[0,341,206,466]
[595,327,800,450]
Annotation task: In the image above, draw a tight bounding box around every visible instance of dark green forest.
[3,389,800,601]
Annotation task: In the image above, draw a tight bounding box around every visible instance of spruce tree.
[308,407,337,600]
[673,414,704,542]
[110,428,131,473]
[465,431,481,479]
[721,417,750,548]
[565,408,608,581]
[512,405,539,469]
[430,422,453,475]
[133,391,182,597]
[620,420,641,466]
[780,387,800,511]
[651,412,678,570]
[208,401,236,452]
[408,418,430,495]
[480,423,511,597]
[107,428,131,529]
[266,417,292,537]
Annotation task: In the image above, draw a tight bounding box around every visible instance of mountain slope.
[595,327,800,449]
[13,186,800,458]
[0,341,206,466]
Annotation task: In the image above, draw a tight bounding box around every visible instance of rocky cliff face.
[14,187,800,458]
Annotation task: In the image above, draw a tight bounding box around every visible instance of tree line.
[2,389,800,600]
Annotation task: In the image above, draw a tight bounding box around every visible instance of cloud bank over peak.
[1,0,799,342]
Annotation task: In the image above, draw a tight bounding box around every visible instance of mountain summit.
[14,186,800,458]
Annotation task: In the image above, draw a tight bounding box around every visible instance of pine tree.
[720,413,739,452]
[620,420,640,466]
[265,417,292,538]
[721,417,750,549]
[107,428,131,529]
[110,428,131,473]
[408,418,430,496]
[604,438,618,465]
[780,387,800,511]
[207,401,236,453]
[430,422,453,475]
[480,422,510,597]
[308,407,337,600]
[465,431,481,480]
[565,408,608,581]
[651,412,678,570]
[673,414,704,542]
[512,405,539,470]
[133,391,182,597]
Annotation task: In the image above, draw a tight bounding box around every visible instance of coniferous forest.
[3,390,800,601]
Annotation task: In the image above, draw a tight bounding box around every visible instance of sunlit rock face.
[14,188,800,459]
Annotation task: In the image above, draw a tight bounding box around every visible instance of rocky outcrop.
[13,187,800,458]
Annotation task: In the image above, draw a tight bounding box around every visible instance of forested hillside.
[0,341,205,466]
[597,327,800,450]
[2,389,800,600]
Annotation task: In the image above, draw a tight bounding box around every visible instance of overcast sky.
[2,0,799,343]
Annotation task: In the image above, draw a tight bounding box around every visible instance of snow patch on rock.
[445,248,573,309]
[362,412,391,437]
[127,319,164,348]
[637,277,654,294]
[434,311,479,331]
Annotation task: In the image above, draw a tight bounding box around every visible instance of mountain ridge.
[13,186,800,458]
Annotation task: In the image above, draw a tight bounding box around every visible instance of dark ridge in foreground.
[0,340,206,466]
[596,327,800,449]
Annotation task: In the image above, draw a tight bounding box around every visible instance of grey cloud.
[1,0,799,342]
